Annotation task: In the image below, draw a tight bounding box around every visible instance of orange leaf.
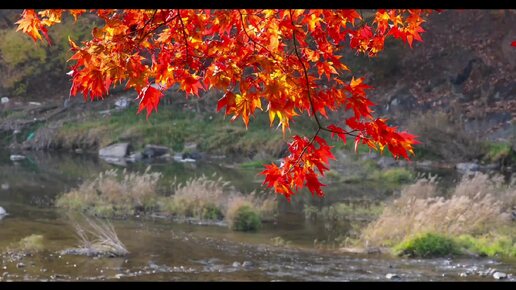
[137,85,164,119]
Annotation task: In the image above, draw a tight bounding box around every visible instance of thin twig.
[178,9,190,63]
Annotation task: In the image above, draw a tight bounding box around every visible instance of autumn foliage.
[16,9,433,200]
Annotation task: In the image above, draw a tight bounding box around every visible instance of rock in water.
[99,143,131,158]
[386,273,400,280]
[455,162,480,173]
[493,272,507,280]
[142,144,170,158]
[10,155,26,161]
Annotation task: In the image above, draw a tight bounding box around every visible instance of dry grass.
[62,216,128,257]
[159,174,278,228]
[361,173,513,247]
[57,169,278,230]
[159,174,228,220]
[407,111,483,161]
[56,167,161,217]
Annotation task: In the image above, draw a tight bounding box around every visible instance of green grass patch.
[376,167,414,183]
[240,160,267,169]
[17,234,45,253]
[394,233,461,258]
[482,142,515,163]
[457,233,516,257]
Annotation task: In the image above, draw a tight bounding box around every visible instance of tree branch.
[177,9,190,64]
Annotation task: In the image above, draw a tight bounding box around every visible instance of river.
[0,150,514,281]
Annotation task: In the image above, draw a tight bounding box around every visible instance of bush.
[394,233,461,258]
[483,142,515,165]
[227,201,261,232]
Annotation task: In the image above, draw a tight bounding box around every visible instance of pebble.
[232,262,241,268]
[493,272,507,280]
[16,263,25,269]
[115,274,123,279]
[386,273,401,280]
[242,261,253,268]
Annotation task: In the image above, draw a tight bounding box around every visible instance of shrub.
[227,202,261,232]
[394,233,461,258]
[483,142,514,163]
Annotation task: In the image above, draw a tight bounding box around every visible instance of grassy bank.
[43,104,310,160]
[359,173,515,258]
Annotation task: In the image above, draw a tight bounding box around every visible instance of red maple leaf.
[137,85,164,119]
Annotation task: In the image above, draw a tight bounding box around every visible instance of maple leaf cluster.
[16,9,432,200]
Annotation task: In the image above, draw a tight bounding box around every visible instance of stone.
[377,157,396,169]
[0,206,6,216]
[99,143,131,158]
[1,97,9,104]
[28,102,42,106]
[10,155,26,161]
[232,262,240,268]
[114,97,131,110]
[455,162,480,173]
[184,142,198,151]
[493,272,507,280]
[385,273,400,280]
[100,157,128,167]
[142,144,170,158]
[182,151,203,160]
[242,261,253,268]
[415,160,433,169]
[178,158,196,163]
[16,263,25,269]
[173,153,184,162]
[0,184,8,190]
[126,152,143,163]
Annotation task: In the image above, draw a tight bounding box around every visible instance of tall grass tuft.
[361,173,514,251]
[56,167,161,217]
[62,216,128,257]
[159,174,278,230]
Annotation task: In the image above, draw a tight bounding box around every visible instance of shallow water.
[0,151,514,281]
